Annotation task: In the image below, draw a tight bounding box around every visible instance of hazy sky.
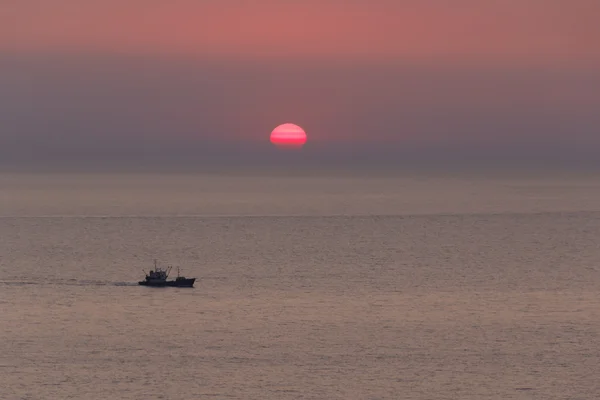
[1,1,599,168]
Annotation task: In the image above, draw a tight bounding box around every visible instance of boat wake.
[0,279,138,287]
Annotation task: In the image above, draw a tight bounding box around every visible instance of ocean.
[1,170,599,399]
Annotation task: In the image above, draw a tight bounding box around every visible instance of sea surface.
[1,170,600,399]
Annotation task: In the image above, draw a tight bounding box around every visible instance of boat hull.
[138,278,196,288]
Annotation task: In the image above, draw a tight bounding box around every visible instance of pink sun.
[270,123,307,149]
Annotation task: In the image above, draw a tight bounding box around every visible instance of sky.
[1,0,599,169]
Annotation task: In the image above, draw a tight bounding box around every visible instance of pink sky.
[3,0,599,65]
[1,1,599,167]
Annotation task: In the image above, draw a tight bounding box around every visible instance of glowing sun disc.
[270,123,307,149]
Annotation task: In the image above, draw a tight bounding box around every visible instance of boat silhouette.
[138,260,196,288]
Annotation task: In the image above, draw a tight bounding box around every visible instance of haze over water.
[1,170,600,399]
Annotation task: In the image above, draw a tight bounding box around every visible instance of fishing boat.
[138,260,196,288]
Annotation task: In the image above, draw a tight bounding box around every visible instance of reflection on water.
[1,172,599,399]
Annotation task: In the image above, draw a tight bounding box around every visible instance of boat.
[138,260,196,288]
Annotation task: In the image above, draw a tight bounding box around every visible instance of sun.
[270,123,307,149]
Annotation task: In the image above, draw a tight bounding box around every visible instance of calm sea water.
[1,171,600,399]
